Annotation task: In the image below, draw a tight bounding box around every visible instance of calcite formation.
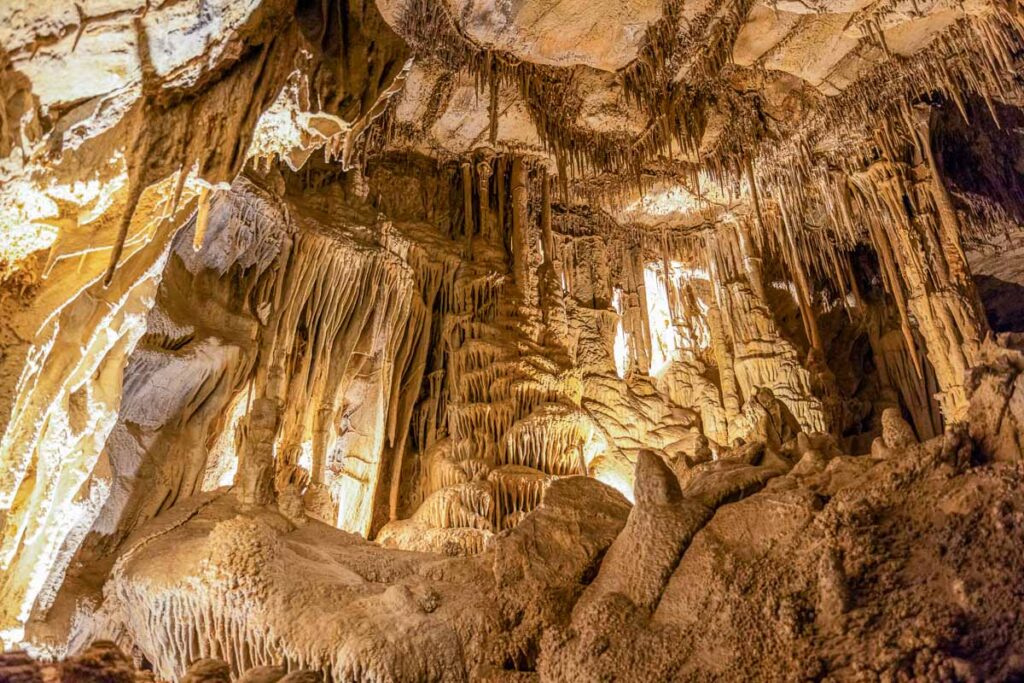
[2,0,1024,680]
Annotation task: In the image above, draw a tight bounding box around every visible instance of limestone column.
[857,111,989,421]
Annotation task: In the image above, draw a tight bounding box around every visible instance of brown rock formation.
[2,0,1024,679]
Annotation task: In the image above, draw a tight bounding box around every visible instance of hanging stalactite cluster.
[6,0,1024,670]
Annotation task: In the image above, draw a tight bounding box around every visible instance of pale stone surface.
[376,0,663,71]
[1,0,1023,679]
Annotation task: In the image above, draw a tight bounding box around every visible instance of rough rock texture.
[8,341,1024,681]
[81,476,627,682]
[540,341,1024,681]
[1,0,1024,679]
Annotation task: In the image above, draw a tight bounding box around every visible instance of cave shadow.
[975,274,1024,333]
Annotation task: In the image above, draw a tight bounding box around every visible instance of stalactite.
[496,156,507,245]
[776,185,823,353]
[906,104,976,294]
[705,298,742,441]
[461,161,474,249]
[488,466,549,530]
[477,156,494,244]
[541,172,553,261]
[487,57,500,146]
[510,157,530,296]
[104,178,146,287]
[193,188,213,252]
[740,161,768,303]
[9,0,1024,662]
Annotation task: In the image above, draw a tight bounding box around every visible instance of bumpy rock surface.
[2,0,1024,680]
[8,356,1024,680]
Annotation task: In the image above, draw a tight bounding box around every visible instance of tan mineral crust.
[2,0,1024,680]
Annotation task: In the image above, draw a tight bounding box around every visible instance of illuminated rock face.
[2,0,1024,680]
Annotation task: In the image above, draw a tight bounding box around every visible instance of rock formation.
[2,0,1024,680]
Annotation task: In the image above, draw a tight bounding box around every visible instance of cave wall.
[1,0,1023,666]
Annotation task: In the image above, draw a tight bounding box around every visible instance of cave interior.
[3,0,1024,681]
